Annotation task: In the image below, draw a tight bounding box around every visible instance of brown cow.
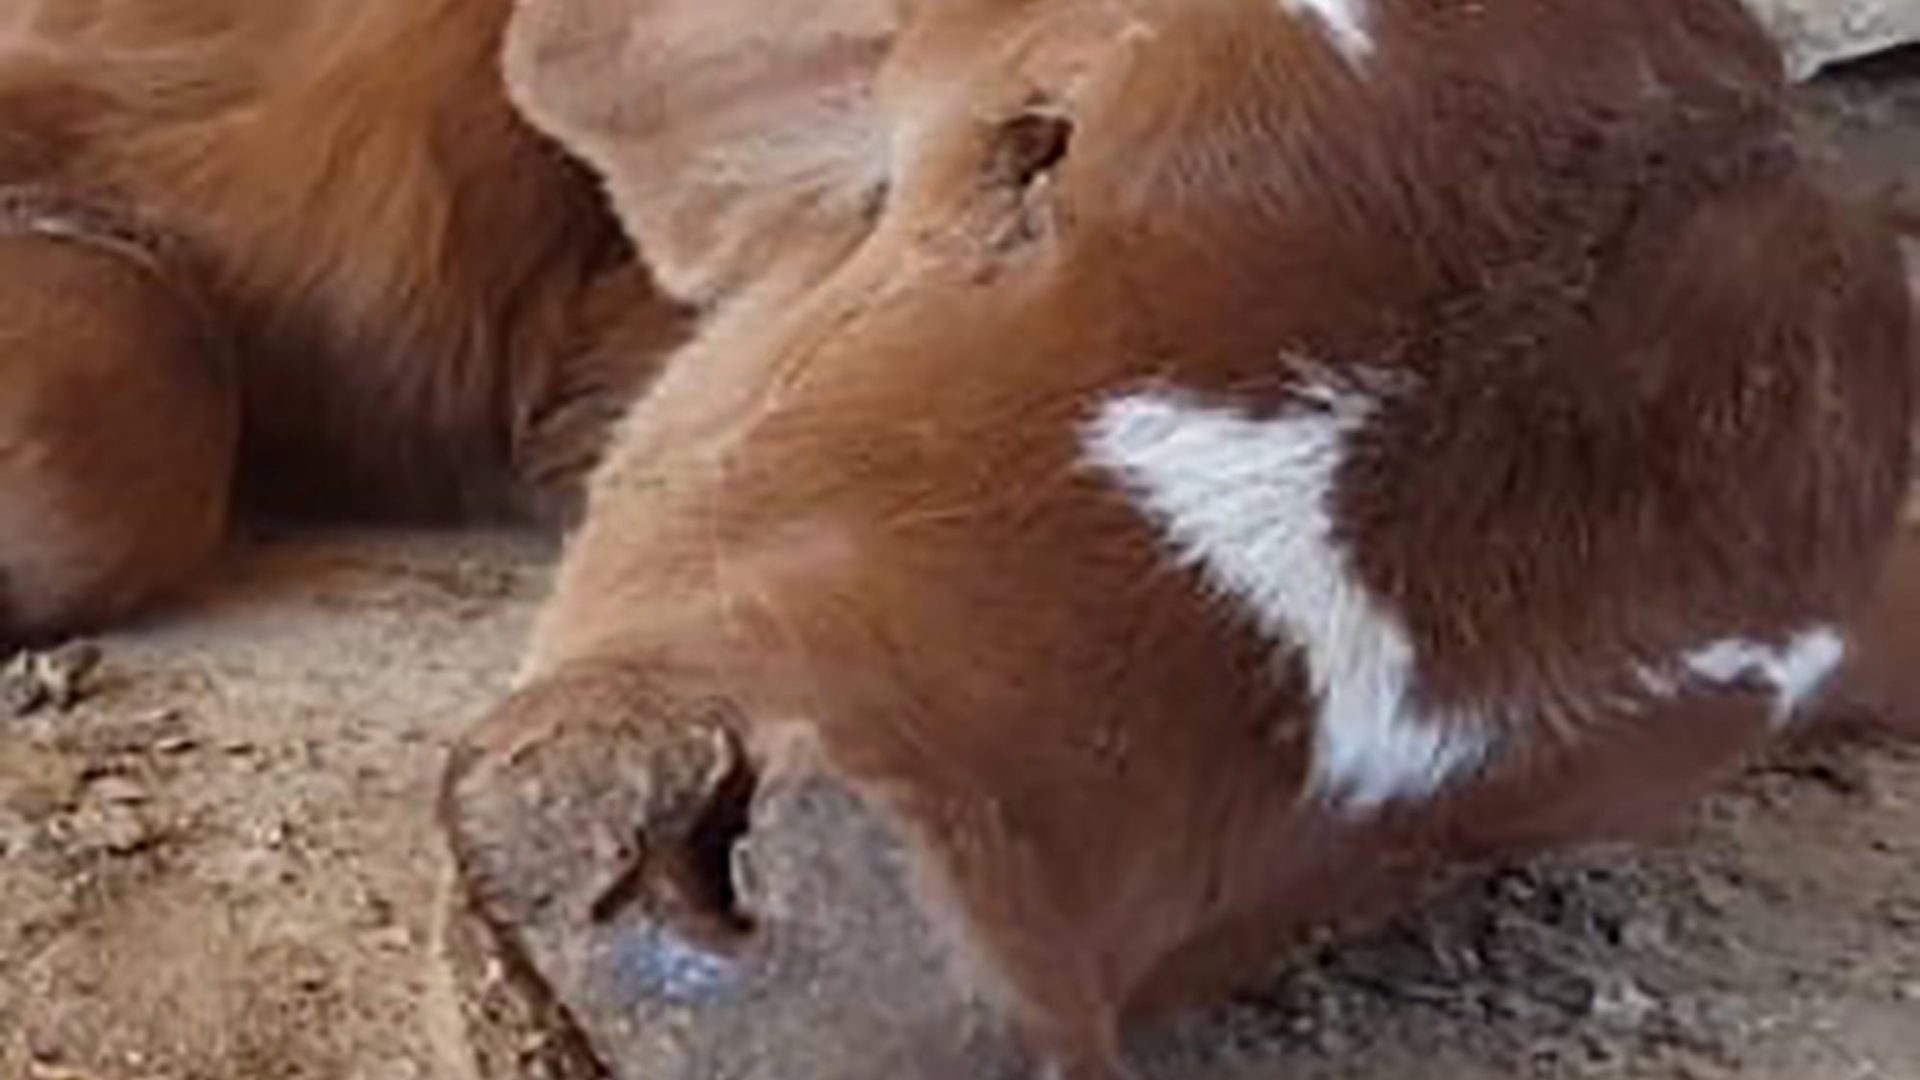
[0,0,683,639]
[444,0,1915,1078]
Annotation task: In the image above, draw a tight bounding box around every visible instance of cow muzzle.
[437,661,1037,1080]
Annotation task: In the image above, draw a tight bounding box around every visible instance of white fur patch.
[1279,0,1374,62]
[1683,627,1846,722]
[1084,387,1486,812]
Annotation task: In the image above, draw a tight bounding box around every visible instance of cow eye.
[985,109,1073,189]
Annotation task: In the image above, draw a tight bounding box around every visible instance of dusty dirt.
[0,529,554,1080]
[5,49,1920,1080]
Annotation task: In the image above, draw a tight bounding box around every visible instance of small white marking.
[1279,0,1374,62]
[1084,386,1486,812]
[1683,627,1847,722]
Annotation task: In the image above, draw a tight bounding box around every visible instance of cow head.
[446,1,1914,1078]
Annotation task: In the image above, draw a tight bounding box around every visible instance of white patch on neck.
[1682,627,1846,722]
[1279,0,1374,62]
[1083,386,1486,812]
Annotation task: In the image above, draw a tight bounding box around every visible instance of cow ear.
[503,0,902,305]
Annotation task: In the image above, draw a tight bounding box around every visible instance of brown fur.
[0,0,688,638]
[0,191,233,635]
[448,0,1916,1076]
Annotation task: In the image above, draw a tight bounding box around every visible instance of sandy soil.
[0,530,552,1080]
[4,50,1920,1080]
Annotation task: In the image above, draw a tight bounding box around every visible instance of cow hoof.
[441,665,1033,1080]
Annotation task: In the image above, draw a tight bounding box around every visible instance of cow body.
[0,0,681,636]
[446,1,1915,1078]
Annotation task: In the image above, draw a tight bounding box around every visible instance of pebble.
[251,817,291,850]
[1618,913,1669,951]
[1877,897,1920,931]
[61,802,155,856]
[88,776,151,806]
[2,643,103,717]
[1591,975,1661,1032]
[154,734,200,756]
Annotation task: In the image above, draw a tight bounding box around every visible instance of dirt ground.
[5,49,1920,1080]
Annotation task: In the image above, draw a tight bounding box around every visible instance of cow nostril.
[988,110,1073,189]
[683,744,758,935]
[585,728,761,944]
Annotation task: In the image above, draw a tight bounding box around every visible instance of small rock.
[154,734,200,756]
[294,968,329,993]
[2,643,104,717]
[1618,913,1669,951]
[87,776,151,806]
[62,802,155,856]
[251,817,291,850]
[355,887,396,925]
[1692,871,1745,916]
[1877,896,1920,931]
[1746,0,1920,77]
[0,808,30,858]
[1592,975,1662,1033]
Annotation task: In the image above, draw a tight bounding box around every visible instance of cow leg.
[440,660,1040,1080]
[0,230,237,641]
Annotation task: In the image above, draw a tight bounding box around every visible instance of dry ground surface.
[4,49,1920,1080]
